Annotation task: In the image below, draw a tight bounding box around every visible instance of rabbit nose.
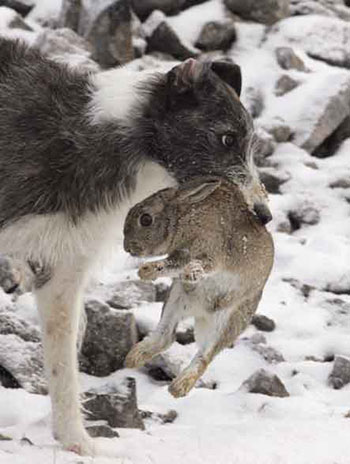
[253,203,272,225]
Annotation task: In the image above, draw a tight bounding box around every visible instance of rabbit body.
[124,177,274,397]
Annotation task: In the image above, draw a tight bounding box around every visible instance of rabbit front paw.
[181,260,205,283]
[138,261,165,281]
[168,369,199,398]
[125,340,158,368]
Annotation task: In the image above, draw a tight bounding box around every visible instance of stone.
[275,47,308,72]
[251,314,276,332]
[130,0,186,21]
[275,75,300,97]
[140,409,178,424]
[84,377,145,430]
[259,167,290,194]
[0,334,46,394]
[155,282,170,302]
[176,326,195,345]
[224,0,289,25]
[143,11,197,61]
[330,177,350,189]
[0,1,33,17]
[253,129,276,167]
[86,424,119,438]
[0,308,41,342]
[79,300,138,377]
[0,255,22,294]
[0,365,21,389]
[329,356,350,389]
[145,344,188,381]
[82,0,134,68]
[195,20,237,52]
[58,0,81,32]
[289,0,350,21]
[241,369,289,397]
[287,204,320,231]
[314,116,350,159]
[251,344,285,364]
[107,279,157,308]
[244,87,264,119]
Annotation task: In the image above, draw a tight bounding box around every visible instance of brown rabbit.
[123,177,274,398]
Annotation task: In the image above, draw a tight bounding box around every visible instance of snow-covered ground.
[1,1,350,463]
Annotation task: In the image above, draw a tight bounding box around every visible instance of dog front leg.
[34,261,94,455]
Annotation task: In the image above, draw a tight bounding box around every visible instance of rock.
[275,75,300,97]
[146,344,187,381]
[86,424,119,438]
[143,10,197,61]
[262,118,293,143]
[107,279,157,308]
[314,116,350,159]
[251,314,276,332]
[259,167,290,194]
[275,47,308,72]
[196,378,218,390]
[289,0,350,21]
[329,356,350,389]
[282,278,315,298]
[0,1,33,17]
[84,377,145,430]
[0,308,41,342]
[155,281,170,302]
[140,409,178,424]
[0,365,21,389]
[253,129,276,167]
[0,255,22,294]
[287,204,320,231]
[0,6,32,30]
[176,326,195,345]
[182,0,208,8]
[0,334,46,394]
[82,0,134,68]
[330,177,350,189]
[34,28,98,72]
[251,344,285,364]
[130,0,185,21]
[241,369,289,397]
[79,300,138,376]
[58,0,81,32]
[224,0,289,25]
[244,87,264,119]
[194,20,237,52]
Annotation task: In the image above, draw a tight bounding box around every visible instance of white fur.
[88,67,158,124]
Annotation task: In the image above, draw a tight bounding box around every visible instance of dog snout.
[253,203,272,225]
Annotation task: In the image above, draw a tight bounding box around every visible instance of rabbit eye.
[221,134,235,148]
[139,213,153,227]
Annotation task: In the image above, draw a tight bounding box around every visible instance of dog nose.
[253,203,272,225]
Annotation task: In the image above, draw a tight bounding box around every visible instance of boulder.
[275,75,300,97]
[241,369,289,397]
[0,334,46,394]
[130,0,185,21]
[194,20,237,52]
[314,116,350,158]
[107,279,157,309]
[251,314,276,332]
[224,0,289,25]
[275,47,308,72]
[79,300,138,376]
[329,356,350,389]
[143,10,197,61]
[84,377,145,429]
[0,308,41,342]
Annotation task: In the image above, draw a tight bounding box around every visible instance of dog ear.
[166,58,205,95]
[177,179,221,204]
[210,61,242,97]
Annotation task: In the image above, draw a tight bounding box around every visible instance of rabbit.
[124,177,274,398]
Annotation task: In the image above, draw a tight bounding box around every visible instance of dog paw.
[168,371,198,398]
[181,260,205,283]
[138,261,165,281]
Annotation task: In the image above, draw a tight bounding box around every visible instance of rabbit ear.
[177,179,221,204]
[166,59,206,95]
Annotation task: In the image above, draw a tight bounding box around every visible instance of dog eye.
[221,134,236,148]
[139,213,153,227]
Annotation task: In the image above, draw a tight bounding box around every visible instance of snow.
[1,2,350,464]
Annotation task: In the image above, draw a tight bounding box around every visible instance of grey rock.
[182,0,208,8]
[0,365,21,389]
[224,0,289,25]
[252,344,285,364]
[130,0,185,21]
[108,279,157,308]
[0,1,33,17]
[86,424,119,438]
[195,20,237,52]
[241,369,289,397]
[248,333,267,345]
[329,356,350,389]
[275,47,308,72]
[251,314,276,332]
[59,0,81,32]
[83,0,134,68]
[287,204,320,231]
[253,129,276,167]
[0,255,22,294]
[314,116,350,159]
[155,281,170,302]
[144,11,197,61]
[84,377,145,429]
[79,300,138,376]
[146,345,185,380]
[140,409,178,424]
[0,334,46,394]
[244,87,264,119]
[289,0,336,17]
[275,75,300,97]
[330,177,350,189]
[259,167,290,194]
[176,326,195,345]
[0,308,41,342]
[262,118,293,143]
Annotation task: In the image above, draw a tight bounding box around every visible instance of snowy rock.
[314,116,350,158]
[155,281,170,302]
[0,6,32,30]
[84,377,145,429]
[244,87,264,119]
[107,279,157,308]
[0,308,40,342]
[287,203,321,230]
[275,75,300,97]
[82,0,134,68]
[328,356,350,389]
[224,0,289,25]
[262,118,293,143]
[0,1,33,17]
[146,344,188,381]
[140,409,178,424]
[0,334,46,394]
[251,344,285,364]
[241,369,289,397]
[259,167,290,194]
[253,128,276,166]
[275,47,308,72]
[130,0,185,21]
[86,424,119,438]
[144,10,197,60]
[0,255,22,294]
[251,314,276,332]
[330,175,350,189]
[176,326,195,345]
[79,300,138,376]
[58,0,81,32]
[194,20,236,52]
[289,0,350,21]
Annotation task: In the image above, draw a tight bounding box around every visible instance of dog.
[0,37,271,455]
